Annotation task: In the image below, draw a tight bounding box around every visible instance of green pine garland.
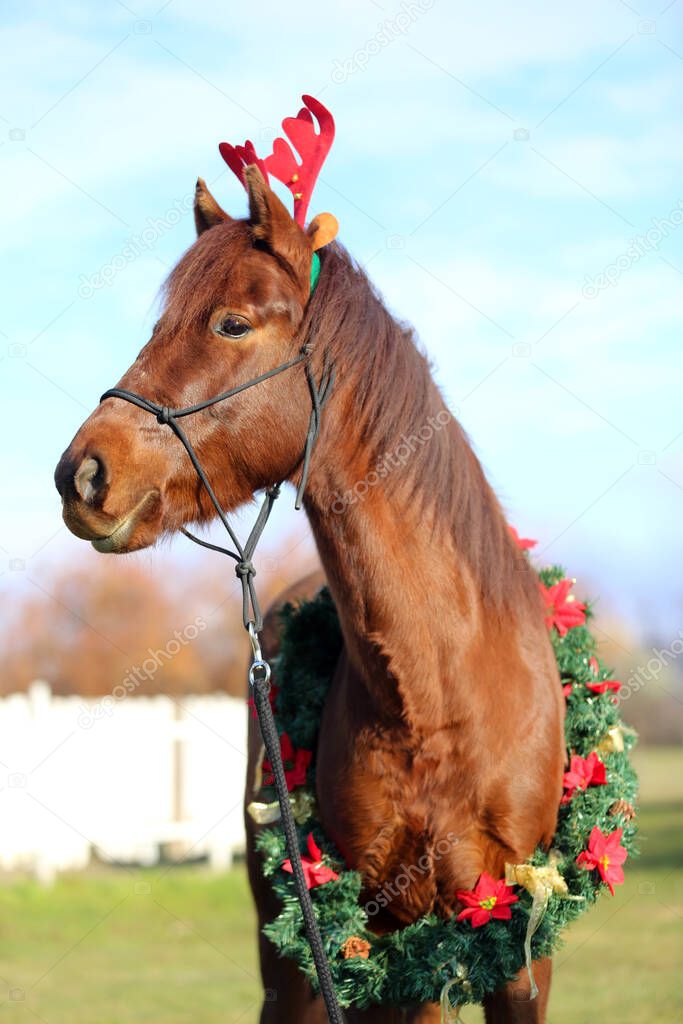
[253,564,638,1010]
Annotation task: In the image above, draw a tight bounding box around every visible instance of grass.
[0,747,680,1022]
[547,746,682,1024]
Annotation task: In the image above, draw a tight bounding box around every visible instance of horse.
[55,167,564,1022]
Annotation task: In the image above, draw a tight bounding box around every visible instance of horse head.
[55,98,337,554]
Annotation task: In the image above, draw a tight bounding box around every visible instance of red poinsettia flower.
[282,832,339,889]
[509,526,537,550]
[584,656,621,697]
[562,681,573,698]
[586,678,621,696]
[262,732,312,791]
[540,578,587,636]
[561,752,607,803]
[576,826,627,895]
[455,872,518,928]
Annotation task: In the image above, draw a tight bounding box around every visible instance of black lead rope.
[100,347,345,1023]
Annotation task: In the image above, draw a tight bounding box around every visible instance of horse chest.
[315,675,478,922]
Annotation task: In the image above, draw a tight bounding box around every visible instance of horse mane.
[160,224,536,612]
[305,243,537,612]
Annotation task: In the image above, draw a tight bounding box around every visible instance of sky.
[1,0,682,642]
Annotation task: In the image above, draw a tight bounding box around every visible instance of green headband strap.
[310,251,321,294]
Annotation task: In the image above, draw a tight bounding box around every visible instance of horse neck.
[302,277,517,731]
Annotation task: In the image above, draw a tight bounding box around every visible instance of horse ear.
[244,165,310,278]
[194,178,231,235]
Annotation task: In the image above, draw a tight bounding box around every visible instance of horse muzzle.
[59,487,161,552]
[55,448,161,552]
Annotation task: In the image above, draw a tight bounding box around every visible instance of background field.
[0,746,679,1023]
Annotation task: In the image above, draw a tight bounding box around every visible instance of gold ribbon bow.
[597,724,636,754]
[598,725,625,753]
[440,963,472,1022]
[248,741,316,825]
[247,789,316,826]
[505,854,582,1000]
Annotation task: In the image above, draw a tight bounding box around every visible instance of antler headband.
[219,94,337,248]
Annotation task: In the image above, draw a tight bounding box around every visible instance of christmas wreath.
[250,531,638,1011]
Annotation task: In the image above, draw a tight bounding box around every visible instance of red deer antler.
[218,94,335,228]
[265,95,335,227]
[217,139,270,188]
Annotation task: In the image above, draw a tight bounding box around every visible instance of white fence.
[0,681,249,881]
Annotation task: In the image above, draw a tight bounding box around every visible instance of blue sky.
[1,0,682,639]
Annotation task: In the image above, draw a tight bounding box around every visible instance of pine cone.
[341,936,371,960]
[609,799,636,821]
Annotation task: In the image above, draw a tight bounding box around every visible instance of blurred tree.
[7,540,681,744]
[592,615,683,745]
[1,529,318,699]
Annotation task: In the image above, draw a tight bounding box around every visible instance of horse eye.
[215,316,251,339]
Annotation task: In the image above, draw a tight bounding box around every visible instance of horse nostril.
[74,457,103,502]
